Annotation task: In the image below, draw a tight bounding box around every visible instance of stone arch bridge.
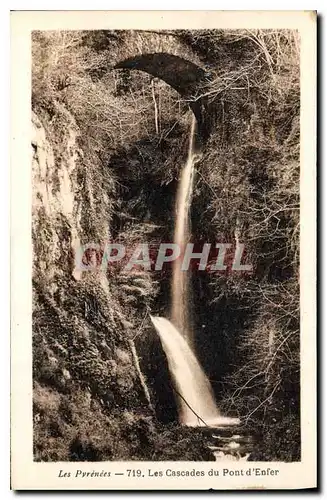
[114,52,218,144]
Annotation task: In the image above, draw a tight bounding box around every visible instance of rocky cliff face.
[32,106,147,461]
[32,109,81,284]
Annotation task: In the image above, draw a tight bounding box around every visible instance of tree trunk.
[151,79,159,135]
[128,338,154,414]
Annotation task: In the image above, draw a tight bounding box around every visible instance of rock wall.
[31,106,152,461]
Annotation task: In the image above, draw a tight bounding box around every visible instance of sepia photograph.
[31,26,301,463]
[11,10,316,490]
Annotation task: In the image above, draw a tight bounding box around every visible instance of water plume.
[151,316,240,427]
[152,116,239,428]
[171,115,197,340]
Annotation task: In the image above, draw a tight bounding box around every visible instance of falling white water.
[151,115,239,429]
[151,316,240,428]
[171,115,197,339]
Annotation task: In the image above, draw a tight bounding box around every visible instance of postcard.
[11,10,317,490]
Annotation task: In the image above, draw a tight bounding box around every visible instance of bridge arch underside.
[114,53,216,143]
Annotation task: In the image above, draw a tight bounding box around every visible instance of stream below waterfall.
[151,316,251,462]
[151,115,251,462]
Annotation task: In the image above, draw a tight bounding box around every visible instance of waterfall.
[151,316,240,427]
[171,115,196,340]
[151,116,240,428]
